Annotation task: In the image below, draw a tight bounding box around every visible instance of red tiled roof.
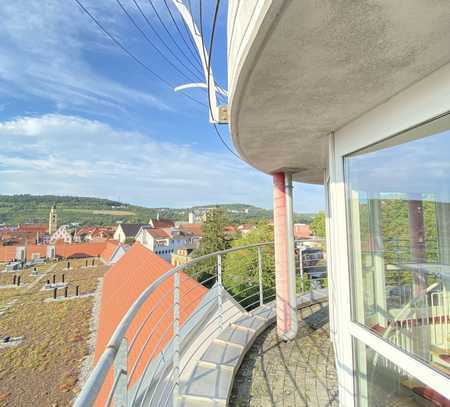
[25,244,47,260]
[150,218,175,228]
[100,240,121,263]
[179,223,203,237]
[145,227,171,239]
[16,224,47,233]
[75,226,115,239]
[0,245,18,262]
[94,243,207,406]
[54,241,107,258]
[294,224,312,239]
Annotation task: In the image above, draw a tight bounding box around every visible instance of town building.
[4,223,49,244]
[113,223,147,243]
[171,248,194,266]
[188,210,206,224]
[178,223,202,239]
[48,205,57,235]
[100,240,128,265]
[237,223,256,235]
[293,223,312,240]
[135,226,199,263]
[74,226,115,242]
[50,225,72,244]
[148,217,175,229]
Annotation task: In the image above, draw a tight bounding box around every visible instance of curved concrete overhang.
[228,0,450,184]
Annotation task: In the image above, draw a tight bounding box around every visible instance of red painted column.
[273,173,293,339]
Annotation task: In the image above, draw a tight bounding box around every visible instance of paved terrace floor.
[230,303,338,407]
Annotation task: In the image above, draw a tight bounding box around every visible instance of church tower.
[48,205,57,235]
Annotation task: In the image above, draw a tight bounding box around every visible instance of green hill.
[0,195,315,227]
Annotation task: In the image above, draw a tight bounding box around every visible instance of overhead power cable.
[161,0,202,68]
[115,0,199,84]
[72,0,206,107]
[199,0,226,107]
[206,0,241,160]
[186,0,199,36]
[212,122,241,160]
[146,0,203,76]
[131,0,203,82]
[177,1,204,62]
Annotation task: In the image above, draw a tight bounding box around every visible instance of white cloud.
[0,114,324,212]
[0,0,172,115]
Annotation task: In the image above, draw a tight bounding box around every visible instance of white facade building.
[228,2,450,406]
[135,226,199,263]
[113,224,146,244]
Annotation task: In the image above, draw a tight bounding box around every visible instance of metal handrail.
[74,239,325,407]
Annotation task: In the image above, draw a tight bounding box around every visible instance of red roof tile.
[100,240,121,263]
[294,223,312,239]
[150,218,175,228]
[25,244,47,260]
[179,223,203,237]
[16,224,47,233]
[94,243,207,406]
[145,227,171,239]
[0,245,18,262]
[54,241,107,258]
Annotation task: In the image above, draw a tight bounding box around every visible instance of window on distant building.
[345,113,450,370]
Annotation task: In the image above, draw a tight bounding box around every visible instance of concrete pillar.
[273,172,297,340]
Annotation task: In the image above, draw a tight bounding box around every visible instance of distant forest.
[0,195,315,227]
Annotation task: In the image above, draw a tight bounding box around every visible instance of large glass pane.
[354,339,449,406]
[345,115,450,373]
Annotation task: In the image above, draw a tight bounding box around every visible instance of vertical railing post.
[114,337,128,407]
[217,254,223,331]
[257,246,264,306]
[298,244,304,294]
[173,270,180,407]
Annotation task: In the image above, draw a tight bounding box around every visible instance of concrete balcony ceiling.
[228,0,450,184]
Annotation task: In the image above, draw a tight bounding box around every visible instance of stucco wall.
[227,0,272,96]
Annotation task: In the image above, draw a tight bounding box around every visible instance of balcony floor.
[230,302,338,406]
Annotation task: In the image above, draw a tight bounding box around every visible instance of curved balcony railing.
[74,239,327,407]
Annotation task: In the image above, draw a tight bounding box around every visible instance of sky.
[0,0,324,213]
[347,128,450,202]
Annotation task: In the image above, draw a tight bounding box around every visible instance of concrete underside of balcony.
[228,1,450,184]
[229,302,338,406]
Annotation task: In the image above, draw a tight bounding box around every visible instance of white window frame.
[329,63,450,402]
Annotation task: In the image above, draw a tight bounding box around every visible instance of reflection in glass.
[355,339,449,406]
[345,116,450,373]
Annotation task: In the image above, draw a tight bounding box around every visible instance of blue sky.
[0,0,324,212]
[347,129,450,202]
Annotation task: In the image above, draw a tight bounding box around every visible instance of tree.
[194,208,231,255]
[223,222,275,309]
[189,208,232,283]
[310,212,326,238]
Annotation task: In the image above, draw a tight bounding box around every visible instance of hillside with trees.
[0,195,316,227]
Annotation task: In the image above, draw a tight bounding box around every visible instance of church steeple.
[48,204,57,235]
